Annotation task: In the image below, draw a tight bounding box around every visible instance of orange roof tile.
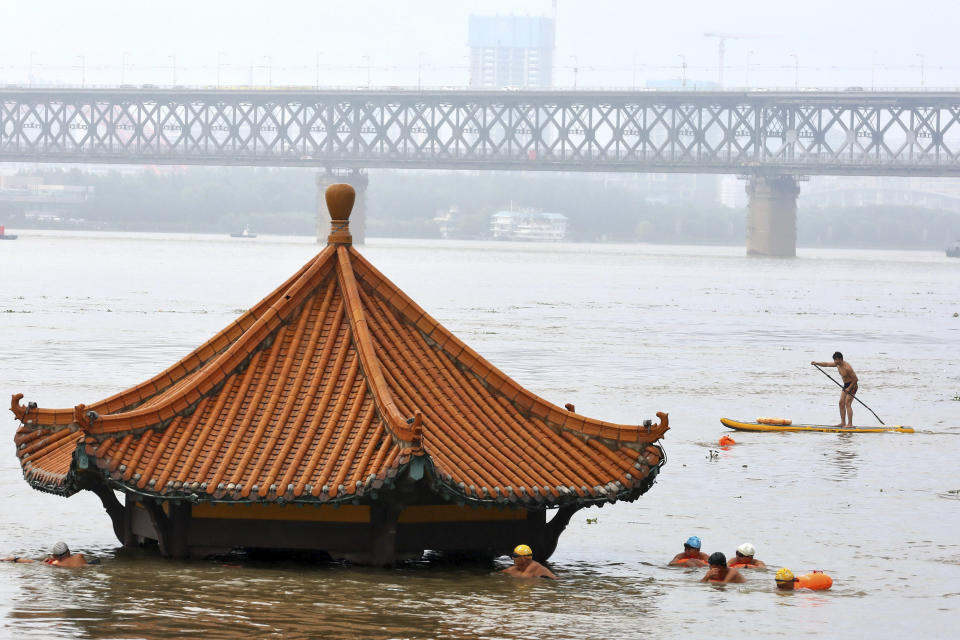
[11,184,667,507]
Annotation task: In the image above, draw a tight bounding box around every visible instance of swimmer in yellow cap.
[501,544,557,580]
[775,567,832,591]
[775,568,797,590]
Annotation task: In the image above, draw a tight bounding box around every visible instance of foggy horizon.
[2,0,959,254]
[2,0,959,90]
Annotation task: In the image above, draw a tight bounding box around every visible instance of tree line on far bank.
[1,167,957,249]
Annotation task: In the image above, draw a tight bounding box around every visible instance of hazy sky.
[2,0,957,89]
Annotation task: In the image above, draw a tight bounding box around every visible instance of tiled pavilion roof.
[11,185,668,508]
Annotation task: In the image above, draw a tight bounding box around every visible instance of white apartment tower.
[468,15,556,89]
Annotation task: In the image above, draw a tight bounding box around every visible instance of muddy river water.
[0,231,957,638]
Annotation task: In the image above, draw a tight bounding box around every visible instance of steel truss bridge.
[3,88,960,176]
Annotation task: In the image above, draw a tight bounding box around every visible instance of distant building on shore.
[491,210,567,241]
[0,175,93,223]
[433,205,458,239]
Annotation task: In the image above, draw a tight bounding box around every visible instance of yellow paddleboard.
[720,418,915,434]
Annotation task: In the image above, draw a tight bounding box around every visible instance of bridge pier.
[317,169,368,245]
[745,175,800,257]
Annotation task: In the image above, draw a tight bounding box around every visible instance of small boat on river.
[0,225,17,240]
[230,225,257,238]
[721,417,914,434]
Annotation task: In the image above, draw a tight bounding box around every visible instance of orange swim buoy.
[719,435,736,446]
[797,571,833,590]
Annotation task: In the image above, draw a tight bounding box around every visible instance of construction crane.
[704,33,759,87]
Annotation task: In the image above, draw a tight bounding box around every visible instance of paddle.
[811,364,885,425]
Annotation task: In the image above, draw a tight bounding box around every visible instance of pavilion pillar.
[535,505,581,562]
[168,501,191,560]
[122,493,137,548]
[142,499,190,559]
[86,481,126,544]
[745,175,800,257]
[143,499,171,556]
[317,169,368,245]
[369,502,401,567]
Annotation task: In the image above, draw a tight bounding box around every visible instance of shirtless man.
[728,543,766,569]
[669,536,709,567]
[501,544,557,580]
[1,542,89,567]
[811,352,859,426]
[700,552,746,584]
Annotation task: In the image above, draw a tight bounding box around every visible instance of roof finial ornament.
[326,183,355,245]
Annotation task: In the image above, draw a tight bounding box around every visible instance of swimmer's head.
[51,541,69,559]
[684,536,701,550]
[832,351,843,361]
[736,543,755,558]
[708,552,727,567]
[511,544,533,567]
[775,567,798,590]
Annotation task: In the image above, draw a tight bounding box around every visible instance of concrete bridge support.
[745,175,800,257]
[317,169,368,244]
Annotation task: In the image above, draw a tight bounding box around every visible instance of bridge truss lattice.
[3,89,960,176]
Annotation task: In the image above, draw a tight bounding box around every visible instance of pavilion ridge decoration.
[10,184,668,564]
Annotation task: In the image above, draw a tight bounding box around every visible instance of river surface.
[0,231,957,639]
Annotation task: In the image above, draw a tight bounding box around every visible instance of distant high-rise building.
[468,15,555,88]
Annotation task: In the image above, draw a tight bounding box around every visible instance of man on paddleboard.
[811,352,858,427]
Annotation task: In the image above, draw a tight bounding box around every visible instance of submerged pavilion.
[10,184,668,564]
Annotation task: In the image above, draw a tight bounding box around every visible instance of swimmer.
[775,568,799,590]
[728,543,766,568]
[775,568,832,591]
[669,536,709,566]
[701,552,746,584]
[1,542,90,567]
[501,544,557,580]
